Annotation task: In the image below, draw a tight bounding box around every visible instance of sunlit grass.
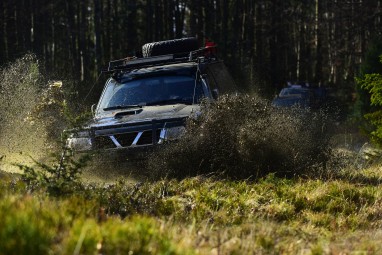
[1,164,382,254]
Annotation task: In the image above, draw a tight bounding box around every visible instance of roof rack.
[103,46,217,74]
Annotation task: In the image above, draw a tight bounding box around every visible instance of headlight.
[70,130,91,138]
[66,137,93,151]
[66,130,92,151]
[159,126,186,143]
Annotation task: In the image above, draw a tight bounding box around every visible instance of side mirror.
[212,89,219,100]
[91,104,96,117]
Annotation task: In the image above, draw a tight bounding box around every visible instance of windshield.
[97,75,204,114]
[279,88,309,97]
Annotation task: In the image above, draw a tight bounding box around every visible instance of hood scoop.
[114,109,143,119]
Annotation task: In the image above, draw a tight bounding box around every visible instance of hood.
[89,104,200,128]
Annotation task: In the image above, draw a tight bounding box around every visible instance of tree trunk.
[94,0,102,73]
[315,0,322,83]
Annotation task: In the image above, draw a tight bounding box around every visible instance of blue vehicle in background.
[272,82,327,109]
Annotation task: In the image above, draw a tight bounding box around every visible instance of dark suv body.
[66,38,236,156]
[272,83,327,109]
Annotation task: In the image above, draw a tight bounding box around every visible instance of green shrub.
[353,37,382,122]
[16,152,91,196]
[357,59,382,145]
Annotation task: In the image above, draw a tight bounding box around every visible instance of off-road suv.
[66,38,236,156]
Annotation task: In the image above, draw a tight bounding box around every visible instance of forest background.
[1,0,382,115]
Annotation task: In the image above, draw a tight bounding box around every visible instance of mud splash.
[0,55,64,173]
[0,54,142,183]
[147,95,336,179]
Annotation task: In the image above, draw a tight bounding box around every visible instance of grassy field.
[1,163,382,255]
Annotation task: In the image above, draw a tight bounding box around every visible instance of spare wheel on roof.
[142,38,199,57]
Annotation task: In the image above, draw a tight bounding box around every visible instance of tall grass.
[1,167,382,254]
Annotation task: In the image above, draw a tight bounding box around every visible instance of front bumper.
[67,117,186,154]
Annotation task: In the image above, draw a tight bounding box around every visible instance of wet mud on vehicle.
[65,38,236,171]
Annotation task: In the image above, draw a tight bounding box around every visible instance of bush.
[356,56,382,146]
[16,152,91,196]
[353,36,382,122]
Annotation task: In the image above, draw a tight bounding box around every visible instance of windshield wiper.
[103,104,143,111]
[145,98,193,106]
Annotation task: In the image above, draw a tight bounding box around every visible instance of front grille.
[136,129,161,145]
[94,136,115,149]
[114,133,138,146]
[94,129,162,149]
